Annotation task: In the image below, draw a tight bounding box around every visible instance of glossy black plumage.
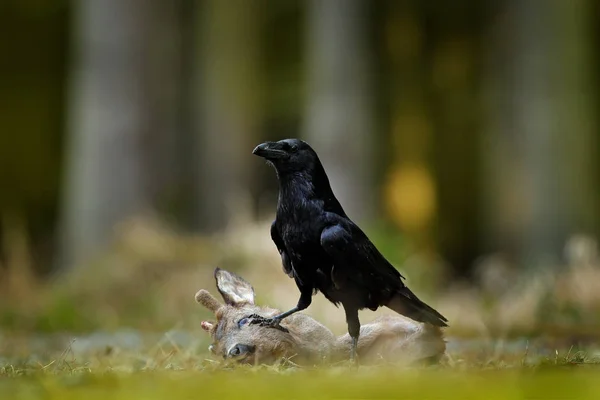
[251,138,447,360]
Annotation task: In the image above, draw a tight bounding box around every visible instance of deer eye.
[238,318,249,328]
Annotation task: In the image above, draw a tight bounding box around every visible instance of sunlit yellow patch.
[384,165,436,233]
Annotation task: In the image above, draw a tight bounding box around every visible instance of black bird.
[249,138,447,361]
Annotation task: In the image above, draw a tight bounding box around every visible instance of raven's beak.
[252,142,270,156]
[252,142,288,159]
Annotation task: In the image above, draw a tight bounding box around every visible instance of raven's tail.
[386,287,448,327]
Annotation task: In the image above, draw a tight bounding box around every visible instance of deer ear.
[214,268,255,306]
[201,321,214,332]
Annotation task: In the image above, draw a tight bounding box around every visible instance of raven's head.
[252,138,319,174]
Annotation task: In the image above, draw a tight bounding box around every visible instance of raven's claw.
[246,314,289,333]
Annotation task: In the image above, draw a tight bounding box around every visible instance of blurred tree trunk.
[192,0,263,232]
[144,0,190,225]
[60,0,153,268]
[302,0,375,224]
[0,3,69,275]
[429,5,481,277]
[379,1,438,258]
[481,0,597,268]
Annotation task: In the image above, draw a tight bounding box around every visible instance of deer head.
[195,268,333,365]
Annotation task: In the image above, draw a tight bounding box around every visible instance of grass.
[2,218,600,398]
[1,355,600,400]
[1,370,599,400]
[1,330,599,399]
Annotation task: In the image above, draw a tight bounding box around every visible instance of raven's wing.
[320,218,448,327]
[271,220,294,278]
[319,221,404,295]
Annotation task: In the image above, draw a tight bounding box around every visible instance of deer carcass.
[195,268,446,366]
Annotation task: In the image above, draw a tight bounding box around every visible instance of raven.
[249,138,448,361]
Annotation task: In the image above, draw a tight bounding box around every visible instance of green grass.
[1,341,599,400]
[2,367,600,400]
[2,220,600,399]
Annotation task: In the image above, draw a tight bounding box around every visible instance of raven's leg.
[248,284,312,328]
[344,307,361,362]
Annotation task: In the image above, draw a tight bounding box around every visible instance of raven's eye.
[238,318,249,328]
[289,144,298,153]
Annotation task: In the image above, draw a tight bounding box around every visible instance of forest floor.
[1,330,600,399]
[2,219,600,399]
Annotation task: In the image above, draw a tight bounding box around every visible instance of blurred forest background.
[1,0,600,338]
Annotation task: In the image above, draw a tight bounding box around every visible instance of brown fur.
[196,268,446,366]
